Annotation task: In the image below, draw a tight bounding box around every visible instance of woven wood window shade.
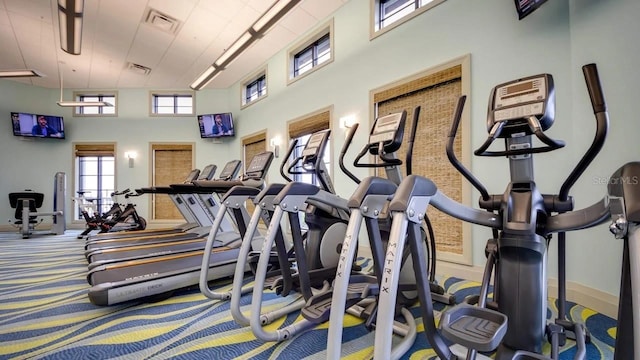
[288,111,330,139]
[74,143,115,157]
[242,133,267,213]
[152,144,193,220]
[375,69,464,255]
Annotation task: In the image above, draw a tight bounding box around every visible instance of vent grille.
[127,63,152,76]
[143,8,181,35]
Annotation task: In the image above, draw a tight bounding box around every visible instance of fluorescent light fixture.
[190,0,300,90]
[214,32,254,68]
[252,0,301,33]
[189,65,221,90]
[58,0,84,55]
[0,69,44,78]
[57,101,112,107]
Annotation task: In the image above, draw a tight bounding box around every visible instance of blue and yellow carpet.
[0,230,617,359]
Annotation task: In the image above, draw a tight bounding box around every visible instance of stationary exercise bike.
[373,64,638,359]
[73,189,128,239]
[98,189,147,233]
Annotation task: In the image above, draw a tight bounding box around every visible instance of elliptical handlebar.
[583,63,607,114]
[447,95,491,201]
[558,63,610,201]
[339,123,361,184]
[405,107,420,176]
[279,139,298,183]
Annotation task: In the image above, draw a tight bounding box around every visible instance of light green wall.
[0,0,638,297]
[0,85,231,225]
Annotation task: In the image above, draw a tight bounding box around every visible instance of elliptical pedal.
[302,275,379,323]
[439,303,508,353]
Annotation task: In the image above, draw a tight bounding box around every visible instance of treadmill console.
[369,111,406,154]
[487,74,555,137]
[245,152,274,179]
[218,160,242,181]
[183,169,201,184]
[197,164,217,181]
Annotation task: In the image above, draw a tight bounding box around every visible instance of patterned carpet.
[0,230,618,359]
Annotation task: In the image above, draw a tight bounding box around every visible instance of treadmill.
[83,161,242,254]
[86,151,274,306]
[85,161,244,265]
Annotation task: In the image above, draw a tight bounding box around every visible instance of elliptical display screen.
[493,76,547,122]
[370,112,403,145]
[302,132,327,157]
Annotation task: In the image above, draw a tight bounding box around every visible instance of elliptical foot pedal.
[302,277,379,323]
[301,290,334,323]
[511,351,550,360]
[440,303,507,352]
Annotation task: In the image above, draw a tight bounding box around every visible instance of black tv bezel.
[514,0,548,20]
[197,112,235,139]
[11,112,66,140]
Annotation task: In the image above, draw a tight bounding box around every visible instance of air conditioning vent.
[143,8,181,35]
[127,63,152,76]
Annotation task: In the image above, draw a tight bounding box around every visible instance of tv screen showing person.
[32,115,62,138]
[11,112,65,139]
[198,113,234,138]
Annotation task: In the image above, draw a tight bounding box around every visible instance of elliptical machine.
[324,107,451,359]
[373,64,638,359]
[248,128,356,341]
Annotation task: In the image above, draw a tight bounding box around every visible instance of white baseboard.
[435,260,619,319]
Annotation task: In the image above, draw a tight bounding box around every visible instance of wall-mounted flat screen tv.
[198,113,235,138]
[515,0,548,20]
[11,112,65,139]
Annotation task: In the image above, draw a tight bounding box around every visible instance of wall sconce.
[270,136,282,158]
[124,151,137,168]
[340,114,357,129]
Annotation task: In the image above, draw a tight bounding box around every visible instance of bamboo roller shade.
[75,143,115,157]
[374,65,461,103]
[288,110,330,139]
[377,75,463,255]
[153,148,193,220]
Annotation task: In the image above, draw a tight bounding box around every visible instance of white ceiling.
[0,0,348,90]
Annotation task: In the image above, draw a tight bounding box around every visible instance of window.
[371,55,471,265]
[373,0,445,35]
[288,20,334,84]
[290,133,331,186]
[74,144,116,221]
[151,93,194,115]
[287,108,331,186]
[242,71,267,107]
[73,92,117,116]
[293,34,331,77]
